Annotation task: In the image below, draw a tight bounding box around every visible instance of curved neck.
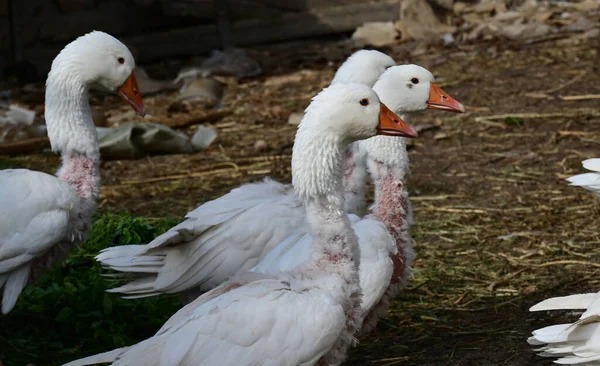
[292,130,360,277]
[45,62,101,202]
[45,63,99,158]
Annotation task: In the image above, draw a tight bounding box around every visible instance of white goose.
[97,58,463,304]
[94,50,396,301]
[251,65,465,333]
[63,83,416,366]
[527,159,600,363]
[0,31,144,314]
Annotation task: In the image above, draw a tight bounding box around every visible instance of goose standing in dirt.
[0,31,144,314]
[95,50,396,300]
[63,83,417,366]
[251,65,465,334]
[527,159,600,363]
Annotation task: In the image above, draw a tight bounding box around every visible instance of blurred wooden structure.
[0,0,400,78]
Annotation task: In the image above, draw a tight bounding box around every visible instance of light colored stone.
[398,0,456,41]
[191,125,218,151]
[254,139,268,152]
[287,112,304,126]
[352,21,398,47]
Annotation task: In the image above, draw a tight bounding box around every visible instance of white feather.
[529,293,600,364]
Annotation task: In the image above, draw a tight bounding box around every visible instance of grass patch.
[0,158,22,170]
[0,213,182,366]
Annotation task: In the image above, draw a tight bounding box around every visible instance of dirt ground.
[5,33,600,365]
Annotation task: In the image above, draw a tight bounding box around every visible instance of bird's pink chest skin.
[59,154,98,200]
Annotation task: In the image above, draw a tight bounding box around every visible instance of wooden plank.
[161,0,386,18]
[161,0,310,19]
[0,136,50,155]
[16,0,400,74]
[126,0,400,62]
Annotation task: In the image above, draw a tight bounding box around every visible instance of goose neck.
[369,160,410,236]
[45,59,101,204]
[45,60,99,158]
[292,130,360,278]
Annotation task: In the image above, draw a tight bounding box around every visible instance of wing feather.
[98,178,307,296]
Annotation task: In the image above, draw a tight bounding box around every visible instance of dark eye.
[359,98,370,106]
[117,57,125,64]
[411,78,419,84]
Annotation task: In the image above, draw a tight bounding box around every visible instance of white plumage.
[0,170,77,313]
[63,83,417,366]
[100,178,306,298]
[529,293,600,365]
[250,214,396,319]
[566,159,600,198]
[0,31,144,314]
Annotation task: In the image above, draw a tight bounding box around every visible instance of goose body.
[97,50,397,301]
[64,83,417,366]
[0,31,144,314]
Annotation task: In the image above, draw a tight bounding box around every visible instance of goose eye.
[117,57,125,64]
[359,98,370,106]
[411,78,419,84]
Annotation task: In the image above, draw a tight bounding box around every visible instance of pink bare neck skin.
[357,159,415,335]
[58,153,100,204]
[371,161,413,284]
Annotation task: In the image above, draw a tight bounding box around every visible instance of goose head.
[330,50,396,87]
[293,83,417,202]
[48,30,145,116]
[357,65,465,171]
[373,64,464,114]
[300,83,417,143]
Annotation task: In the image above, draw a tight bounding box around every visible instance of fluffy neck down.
[45,54,99,158]
[292,129,361,276]
[45,53,101,204]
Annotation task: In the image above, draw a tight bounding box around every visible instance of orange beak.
[427,83,465,113]
[117,71,145,117]
[377,103,418,138]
